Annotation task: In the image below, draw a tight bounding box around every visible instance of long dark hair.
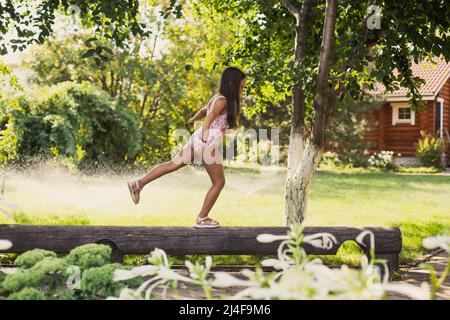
[218,66,246,129]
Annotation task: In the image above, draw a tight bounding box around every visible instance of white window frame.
[392,102,415,125]
[436,98,444,138]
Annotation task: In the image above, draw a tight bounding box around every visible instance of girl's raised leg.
[129,143,194,204]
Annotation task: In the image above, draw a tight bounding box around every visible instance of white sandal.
[127,180,141,204]
[194,216,220,229]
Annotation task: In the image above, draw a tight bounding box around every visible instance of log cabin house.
[365,56,450,165]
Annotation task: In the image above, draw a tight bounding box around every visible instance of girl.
[127,67,247,228]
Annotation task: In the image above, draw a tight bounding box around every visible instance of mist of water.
[0,161,285,224]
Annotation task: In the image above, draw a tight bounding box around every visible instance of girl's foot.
[194,216,220,229]
[127,180,141,205]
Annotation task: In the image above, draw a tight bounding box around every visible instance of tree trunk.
[284,0,313,176]
[285,139,323,225]
[283,0,338,224]
[287,133,305,176]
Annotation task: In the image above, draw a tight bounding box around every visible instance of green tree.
[22,1,248,164]
[0,0,150,62]
[196,0,450,223]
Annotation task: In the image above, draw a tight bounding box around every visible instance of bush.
[368,151,397,171]
[319,151,342,168]
[14,249,57,269]
[0,81,143,165]
[3,257,68,293]
[1,243,144,300]
[65,243,112,271]
[416,131,446,168]
[80,263,143,299]
[7,287,46,300]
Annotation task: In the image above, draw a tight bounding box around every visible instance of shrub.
[65,243,112,271]
[3,257,68,293]
[0,81,143,165]
[14,249,57,269]
[319,151,342,168]
[368,151,397,171]
[416,131,446,168]
[7,287,46,300]
[1,243,147,300]
[80,263,143,299]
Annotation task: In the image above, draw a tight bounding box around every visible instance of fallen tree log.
[0,224,401,271]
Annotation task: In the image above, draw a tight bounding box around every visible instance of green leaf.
[81,49,96,59]
[85,37,98,48]
[102,46,113,55]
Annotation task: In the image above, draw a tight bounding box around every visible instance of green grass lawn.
[1,164,449,268]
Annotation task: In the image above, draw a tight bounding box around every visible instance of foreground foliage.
[1,225,448,300]
[0,244,143,300]
[110,225,449,300]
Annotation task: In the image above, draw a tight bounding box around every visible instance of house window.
[435,98,444,138]
[392,103,415,125]
[398,107,411,120]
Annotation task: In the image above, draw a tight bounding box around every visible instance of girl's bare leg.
[197,147,225,223]
[137,143,194,189]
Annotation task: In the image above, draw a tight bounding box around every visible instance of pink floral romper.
[190,95,229,151]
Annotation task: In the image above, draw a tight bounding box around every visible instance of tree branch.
[291,0,314,134]
[312,0,338,147]
[279,0,301,17]
[294,0,313,59]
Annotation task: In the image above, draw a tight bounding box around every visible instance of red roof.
[370,56,450,101]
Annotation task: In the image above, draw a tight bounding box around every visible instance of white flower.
[205,255,212,270]
[148,247,169,266]
[185,255,213,279]
[0,239,12,250]
[423,236,450,251]
[158,267,195,283]
[261,258,290,270]
[113,265,159,281]
[256,233,289,243]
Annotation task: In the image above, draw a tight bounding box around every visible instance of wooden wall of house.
[386,104,424,156]
[436,77,450,156]
[361,77,450,160]
[365,102,435,156]
[365,107,382,153]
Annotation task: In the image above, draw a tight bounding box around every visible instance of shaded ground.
[389,250,449,300]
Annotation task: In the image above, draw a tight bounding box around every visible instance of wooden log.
[0,224,401,260]
[375,253,400,273]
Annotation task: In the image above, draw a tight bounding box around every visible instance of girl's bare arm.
[188,106,208,126]
[200,97,226,142]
